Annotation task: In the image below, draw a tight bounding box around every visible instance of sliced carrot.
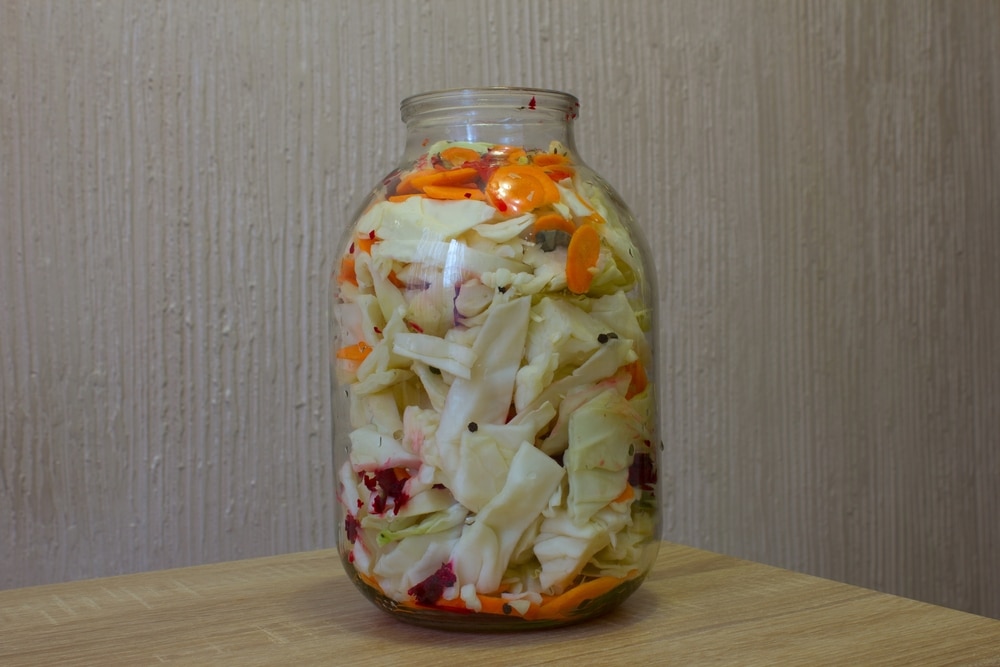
[440,146,482,165]
[355,233,376,254]
[543,166,575,181]
[505,147,528,164]
[476,595,514,616]
[421,184,487,201]
[532,152,567,167]
[535,575,629,620]
[486,164,561,214]
[387,270,406,289]
[612,483,635,505]
[337,255,357,286]
[388,193,423,203]
[533,213,576,236]
[576,212,605,226]
[624,360,648,399]
[356,570,381,590]
[335,341,373,362]
[422,596,470,613]
[409,166,480,191]
[395,169,438,195]
[565,224,601,294]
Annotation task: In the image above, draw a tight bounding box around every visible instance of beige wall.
[2,1,998,619]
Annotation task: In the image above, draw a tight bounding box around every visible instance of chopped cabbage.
[452,442,565,593]
[393,332,477,380]
[357,197,496,242]
[448,402,557,512]
[372,528,463,601]
[410,362,449,411]
[521,337,635,416]
[525,297,606,370]
[352,368,414,396]
[534,502,633,592]
[348,389,403,434]
[373,238,529,276]
[375,502,469,546]
[349,426,422,472]
[435,296,531,460]
[564,388,646,523]
[335,142,659,609]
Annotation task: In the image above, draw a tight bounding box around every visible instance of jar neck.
[399,88,580,159]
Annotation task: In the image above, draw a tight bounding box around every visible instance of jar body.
[331,88,660,630]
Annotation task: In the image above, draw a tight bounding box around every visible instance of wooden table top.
[2,541,998,666]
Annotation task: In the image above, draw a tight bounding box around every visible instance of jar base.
[344,559,647,632]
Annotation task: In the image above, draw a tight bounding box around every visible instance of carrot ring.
[565,224,601,294]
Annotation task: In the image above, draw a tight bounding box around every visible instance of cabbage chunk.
[564,388,646,524]
[452,441,565,593]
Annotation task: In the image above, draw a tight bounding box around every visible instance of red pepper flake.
[495,199,508,213]
[349,242,355,253]
[373,326,382,335]
[464,192,472,199]
[528,96,536,110]
[368,229,376,240]
[406,320,424,333]
[407,562,457,606]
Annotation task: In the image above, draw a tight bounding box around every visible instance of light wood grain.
[1,0,998,621]
[1,543,998,666]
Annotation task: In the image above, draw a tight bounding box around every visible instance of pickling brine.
[331,88,661,630]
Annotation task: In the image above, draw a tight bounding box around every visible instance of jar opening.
[400,87,580,125]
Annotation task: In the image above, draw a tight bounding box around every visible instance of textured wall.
[1,1,998,619]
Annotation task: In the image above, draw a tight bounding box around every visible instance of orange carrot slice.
[532,152,568,167]
[335,341,373,362]
[395,169,438,195]
[543,166,575,181]
[387,270,406,289]
[565,224,601,294]
[409,166,479,191]
[355,233,376,254]
[421,185,487,201]
[440,146,482,165]
[535,576,629,620]
[612,483,635,505]
[577,212,605,226]
[624,360,648,399]
[505,147,528,164]
[533,213,576,236]
[337,255,357,286]
[476,595,514,616]
[486,165,560,214]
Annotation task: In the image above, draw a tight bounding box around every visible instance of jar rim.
[400,87,580,123]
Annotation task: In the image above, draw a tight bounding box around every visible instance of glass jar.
[331,87,660,630]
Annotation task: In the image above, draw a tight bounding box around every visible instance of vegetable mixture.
[334,139,658,622]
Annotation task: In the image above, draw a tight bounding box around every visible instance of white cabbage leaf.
[452,441,565,593]
[564,389,646,524]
